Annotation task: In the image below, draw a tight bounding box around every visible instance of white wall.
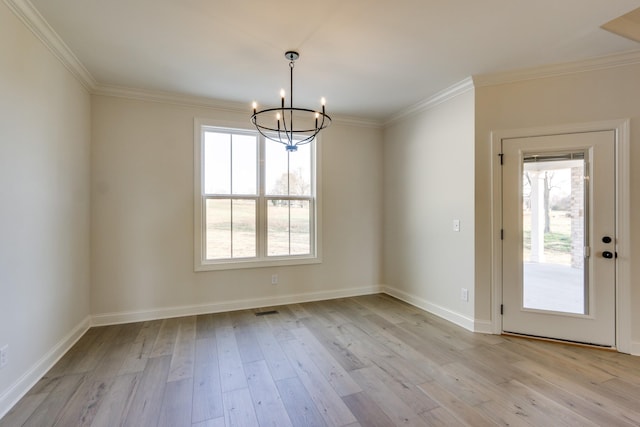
[474,64,640,350]
[382,89,476,329]
[90,95,383,321]
[0,1,91,416]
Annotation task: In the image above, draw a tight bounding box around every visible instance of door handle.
[602,251,614,259]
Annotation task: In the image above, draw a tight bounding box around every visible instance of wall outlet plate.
[271,274,278,285]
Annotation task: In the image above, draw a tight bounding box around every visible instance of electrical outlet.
[453,219,461,232]
[0,345,7,368]
[271,274,278,285]
[460,288,469,302]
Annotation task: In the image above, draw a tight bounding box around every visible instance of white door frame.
[490,119,631,354]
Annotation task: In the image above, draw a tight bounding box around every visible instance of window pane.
[205,199,231,259]
[268,200,290,256]
[232,199,256,258]
[288,143,311,196]
[267,199,311,256]
[265,139,289,195]
[206,199,257,260]
[232,134,257,195]
[265,138,312,196]
[290,200,311,255]
[204,132,231,194]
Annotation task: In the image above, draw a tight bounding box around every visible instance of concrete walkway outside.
[523,262,585,314]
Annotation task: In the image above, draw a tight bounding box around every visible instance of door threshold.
[502,331,617,352]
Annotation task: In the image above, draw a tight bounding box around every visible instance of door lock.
[602,236,612,244]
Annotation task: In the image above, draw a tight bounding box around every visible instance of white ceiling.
[28,0,640,121]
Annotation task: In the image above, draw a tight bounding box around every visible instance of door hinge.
[500,229,504,240]
[499,153,504,165]
[584,246,590,257]
[500,304,504,315]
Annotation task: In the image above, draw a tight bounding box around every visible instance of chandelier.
[251,51,331,152]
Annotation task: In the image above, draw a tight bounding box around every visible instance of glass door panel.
[522,155,586,314]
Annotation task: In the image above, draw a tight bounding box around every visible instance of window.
[194,119,321,270]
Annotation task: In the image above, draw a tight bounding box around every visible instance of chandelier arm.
[254,125,283,146]
[252,109,331,133]
[252,121,317,147]
[277,127,282,145]
[295,133,316,146]
[280,106,293,146]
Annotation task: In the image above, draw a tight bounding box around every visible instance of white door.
[501,131,616,347]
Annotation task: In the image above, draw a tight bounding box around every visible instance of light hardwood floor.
[2,294,640,426]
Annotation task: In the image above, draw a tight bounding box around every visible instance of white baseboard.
[630,341,640,356]
[92,285,383,326]
[382,285,476,332]
[0,316,91,420]
[473,319,494,334]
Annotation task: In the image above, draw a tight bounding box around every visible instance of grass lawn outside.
[205,199,310,259]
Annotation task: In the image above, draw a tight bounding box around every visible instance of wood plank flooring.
[2,294,640,426]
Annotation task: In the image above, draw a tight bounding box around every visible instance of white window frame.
[194,118,322,271]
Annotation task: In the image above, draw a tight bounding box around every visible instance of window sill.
[195,255,322,272]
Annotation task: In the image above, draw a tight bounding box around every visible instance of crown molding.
[384,49,640,126]
[332,115,382,129]
[93,84,382,129]
[473,49,640,87]
[385,77,475,126]
[92,84,249,112]
[4,0,96,90]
